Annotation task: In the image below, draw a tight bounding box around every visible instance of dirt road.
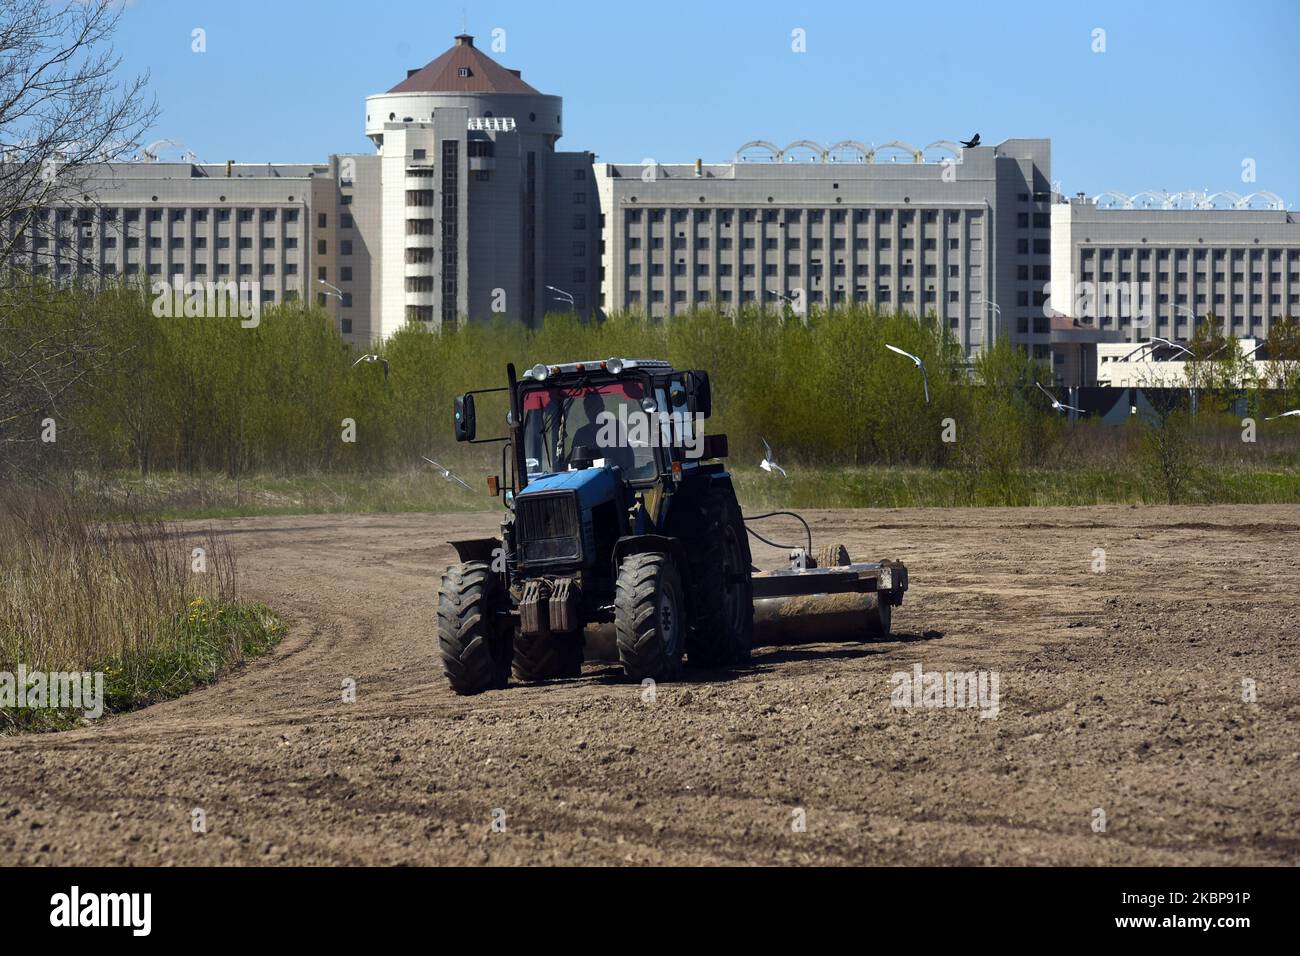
[2,505,1297,865]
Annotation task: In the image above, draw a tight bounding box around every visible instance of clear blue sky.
[115,0,1299,203]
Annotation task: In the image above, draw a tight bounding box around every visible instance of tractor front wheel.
[438,561,513,695]
[615,552,686,682]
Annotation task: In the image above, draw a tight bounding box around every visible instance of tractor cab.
[453,359,722,542]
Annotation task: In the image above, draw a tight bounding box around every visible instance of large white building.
[5,34,601,342]
[594,138,1055,362]
[1050,192,1300,384]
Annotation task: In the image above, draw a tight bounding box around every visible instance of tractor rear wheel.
[682,491,754,668]
[438,561,512,695]
[615,552,685,681]
[812,542,850,569]
[865,593,893,639]
[512,631,584,682]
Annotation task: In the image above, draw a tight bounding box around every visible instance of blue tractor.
[438,358,907,695]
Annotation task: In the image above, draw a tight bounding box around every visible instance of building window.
[442,139,460,325]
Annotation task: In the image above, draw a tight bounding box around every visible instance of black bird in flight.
[960,133,980,149]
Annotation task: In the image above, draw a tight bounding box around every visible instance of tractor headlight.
[529,363,549,381]
[606,358,623,375]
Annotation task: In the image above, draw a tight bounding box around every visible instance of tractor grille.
[515,491,582,565]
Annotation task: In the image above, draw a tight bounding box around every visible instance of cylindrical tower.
[364,34,564,334]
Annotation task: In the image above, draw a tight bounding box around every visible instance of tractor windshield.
[520,380,659,480]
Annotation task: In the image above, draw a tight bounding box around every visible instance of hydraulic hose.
[742,510,813,555]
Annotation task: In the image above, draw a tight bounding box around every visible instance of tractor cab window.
[520,380,659,481]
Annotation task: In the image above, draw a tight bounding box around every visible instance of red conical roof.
[389,34,540,95]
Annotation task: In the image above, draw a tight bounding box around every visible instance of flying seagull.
[759,438,787,477]
[1265,409,1300,421]
[885,343,931,404]
[422,456,474,492]
[352,354,390,378]
[960,133,980,149]
[1035,382,1085,415]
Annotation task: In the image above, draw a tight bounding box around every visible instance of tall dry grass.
[0,481,236,672]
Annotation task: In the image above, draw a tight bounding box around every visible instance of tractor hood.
[517,465,622,511]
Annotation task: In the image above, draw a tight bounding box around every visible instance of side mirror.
[454,393,476,442]
[687,371,712,418]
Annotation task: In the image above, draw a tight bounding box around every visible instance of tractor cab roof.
[521,358,675,383]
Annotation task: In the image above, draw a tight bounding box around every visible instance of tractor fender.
[449,537,501,564]
[675,467,735,500]
[611,534,685,577]
[662,468,737,528]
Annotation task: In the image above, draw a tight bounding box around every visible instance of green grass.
[95,468,504,520]
[734,464,1300,509]
[77,462,1300,521]
[1,599,285,735]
